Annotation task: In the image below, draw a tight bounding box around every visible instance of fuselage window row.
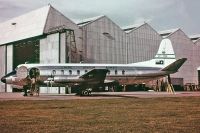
[50,69,126,76]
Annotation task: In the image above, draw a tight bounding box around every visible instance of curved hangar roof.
[0,5,50,45]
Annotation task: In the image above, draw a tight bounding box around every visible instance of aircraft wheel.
[82,90,89,96]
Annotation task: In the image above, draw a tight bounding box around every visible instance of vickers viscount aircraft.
[1,39,186,96]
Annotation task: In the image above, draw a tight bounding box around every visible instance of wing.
[80,69,109,81]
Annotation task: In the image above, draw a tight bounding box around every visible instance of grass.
[0,97,200,133]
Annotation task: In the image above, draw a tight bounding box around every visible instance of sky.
[0,0,199,35]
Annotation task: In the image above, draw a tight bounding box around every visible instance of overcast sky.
[0,0,199,35]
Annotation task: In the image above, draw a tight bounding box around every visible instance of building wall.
[126,24,162,63]
[0,46,6,92]
[44,7,82,62]
[168,30,196,84]
[81,16,127,64]
[40,33,60,93]
[6,45,13,92]
[60,32,66,63]
[40,33,59,63]
[194,39,200,84]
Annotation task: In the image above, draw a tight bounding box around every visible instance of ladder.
[66,30,77,63]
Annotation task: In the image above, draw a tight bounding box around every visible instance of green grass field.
[0,97,200,133]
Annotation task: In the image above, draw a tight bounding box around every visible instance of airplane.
[1,39,187,96]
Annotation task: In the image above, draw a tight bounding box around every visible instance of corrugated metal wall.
[167,30,196,84]
[81,16,126,64]
[6,45,13,92]
[40,33,59,64]
[0,46,6,92]
[44,7,82,62]
[126,24,162,63]
[40,33,60,94]
[193,40,200,84]
[39,6,84,93]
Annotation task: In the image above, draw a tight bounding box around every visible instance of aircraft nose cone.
[1,77,6,83]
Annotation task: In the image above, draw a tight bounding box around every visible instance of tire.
[81,90,89,96]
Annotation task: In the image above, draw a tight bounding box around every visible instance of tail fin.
[154,39,176,66]
[130,39,179,68]
[161,58,187,72]
[155,39,175,59]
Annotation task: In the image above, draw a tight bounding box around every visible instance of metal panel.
[127,23,162,63]
[44,7,82,63]
[60,33,66,63]
[0,46,6,92]
[168,30,196,84]
[40,33,59,64]
[40,33,59,93]
[0,6,49,45]
[82,16,127,64]
[6,45,13,92]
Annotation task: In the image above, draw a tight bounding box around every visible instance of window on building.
[77,70,80,75]
[103,32,115,40]
[69,70,72,75]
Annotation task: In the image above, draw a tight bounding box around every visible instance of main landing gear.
[77,88,92,96]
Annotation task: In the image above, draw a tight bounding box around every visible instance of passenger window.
[61,70,64,75]
[77,70,80,75]
[52,70,56,75]
[115,70,118,75]
[122,70,125,75]
[69,70,72,75]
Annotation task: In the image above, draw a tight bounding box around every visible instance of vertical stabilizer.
[153,39,176,66]
[130,39,176,68]
[155,39,175,59]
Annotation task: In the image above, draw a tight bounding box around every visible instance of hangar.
[159,29,198,85]
[123,23,162,63]
[78,15,127,64]
[0,5,200,93]
[0,5,82,93]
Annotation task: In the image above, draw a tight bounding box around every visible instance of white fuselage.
[12,62,167,87]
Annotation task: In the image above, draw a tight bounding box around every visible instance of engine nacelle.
[16,66,28,79]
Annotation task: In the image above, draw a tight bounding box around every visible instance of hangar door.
[13,40,39,69]
[198,70,200,85]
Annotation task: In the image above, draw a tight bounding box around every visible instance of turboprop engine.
[16,66,29,79]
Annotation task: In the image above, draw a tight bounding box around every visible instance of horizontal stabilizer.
[161,58,187,72]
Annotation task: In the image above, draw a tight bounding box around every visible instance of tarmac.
[0,91,200,100]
